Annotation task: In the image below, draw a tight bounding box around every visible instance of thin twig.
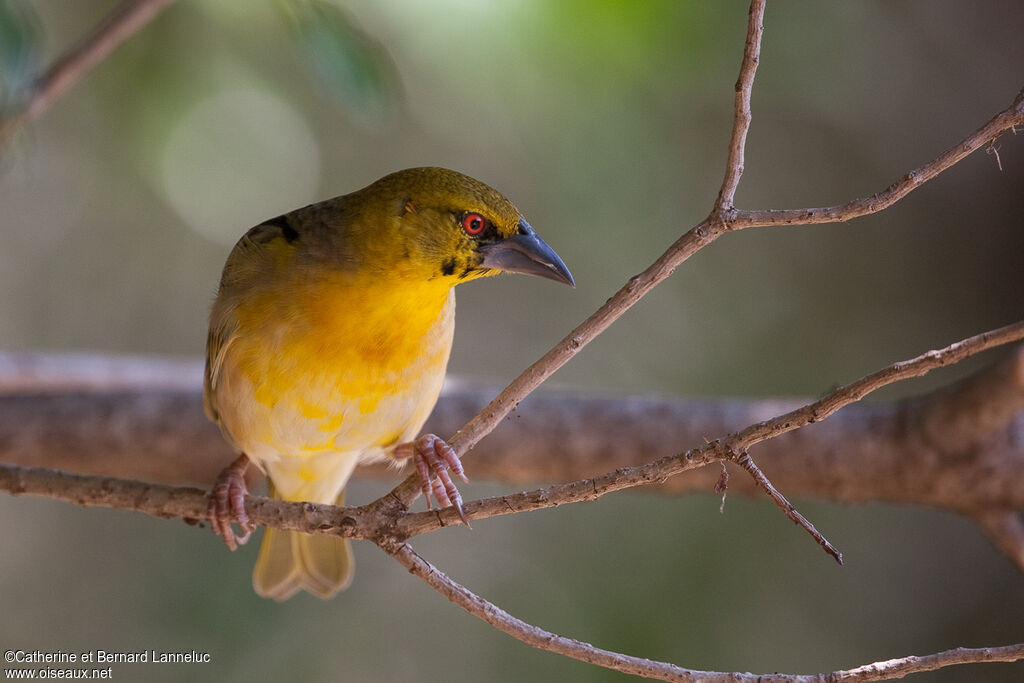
[734,451,843,564]
[731,86,1024,229]
[387,541,1024,683]
[728,320,1024,452]
[837,645,1024,682]
[987,139,1004,171]
[0,0,178,144]
[714,0,765,211]
[715,462,729,513]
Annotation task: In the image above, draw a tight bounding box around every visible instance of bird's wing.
[202,221,287,424]
[202,313,237,424]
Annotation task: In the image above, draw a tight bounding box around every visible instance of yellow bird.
[204,167,573,601]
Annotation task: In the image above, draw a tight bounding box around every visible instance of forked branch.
[380,29,1024,517]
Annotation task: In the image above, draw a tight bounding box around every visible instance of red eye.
[462,212,486,236]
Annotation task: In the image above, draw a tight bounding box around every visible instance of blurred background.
[1,1,1023,681]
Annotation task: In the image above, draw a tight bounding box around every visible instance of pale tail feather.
[253,488,354,601]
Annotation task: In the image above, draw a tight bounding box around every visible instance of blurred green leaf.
[282,0,399,128]
[0,0,41,105]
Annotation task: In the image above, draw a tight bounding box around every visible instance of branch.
[2,2,1021,680]
[393,320,1024,537]
[714,0,764,211]
[384,541,709,682]
[387,541,1024,683]
[731,86,1024,229]
[379,80,1024,516]
[5,347,1024,512]
[4,341,1023,570]
[0,1,1018,570]
[734,451,843,564]
[728,322,1024,452]
[0,346,1018,507]
[4,322,1020,549]
[379,0,774,513]
[0,0,178,144]
[4,333,1021,683]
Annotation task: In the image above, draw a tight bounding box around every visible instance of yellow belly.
[210,276,455,501]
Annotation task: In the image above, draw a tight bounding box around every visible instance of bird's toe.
[400,434,471,527]
[208,454,254,550]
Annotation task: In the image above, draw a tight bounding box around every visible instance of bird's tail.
[252,485,353,601]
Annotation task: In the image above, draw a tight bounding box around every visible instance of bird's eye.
[462,212,486,236]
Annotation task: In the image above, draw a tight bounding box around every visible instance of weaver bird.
[204,167,573,600]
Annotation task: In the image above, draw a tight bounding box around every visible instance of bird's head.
[342,167,574,287]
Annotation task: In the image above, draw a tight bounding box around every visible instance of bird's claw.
[208,454,254,551]
[396,434,470,527]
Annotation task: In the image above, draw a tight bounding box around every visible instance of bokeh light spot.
[160,88,321,244]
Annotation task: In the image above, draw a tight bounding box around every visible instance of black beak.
[479,219,574,287]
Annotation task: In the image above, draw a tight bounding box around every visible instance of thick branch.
[2,343,1022,516]
[0,0,178,144]
[3,324,1020,545]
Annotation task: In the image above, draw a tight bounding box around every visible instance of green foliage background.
[1,1,1022,681]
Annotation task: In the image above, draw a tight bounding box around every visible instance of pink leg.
[394,434,470,527]
[207,453,254,551]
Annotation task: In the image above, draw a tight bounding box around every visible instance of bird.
[203,167,574,601]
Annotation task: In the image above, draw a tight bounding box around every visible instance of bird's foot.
[208,453,254,551]
[394,434,470,527]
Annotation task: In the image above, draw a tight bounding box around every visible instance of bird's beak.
[479,219,575,287]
